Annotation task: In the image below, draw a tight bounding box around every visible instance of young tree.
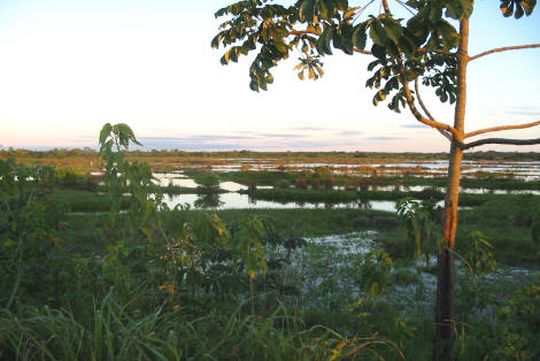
[211,1,540,360]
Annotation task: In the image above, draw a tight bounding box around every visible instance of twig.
[414,79,453,142]
[461,137,540,150]
[401,78,458,139]
[465,120,540,139]
[392,0,416,15]
[469,43,540,61]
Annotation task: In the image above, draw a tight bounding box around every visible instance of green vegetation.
[1,125,539,360]
[212,0,540,358]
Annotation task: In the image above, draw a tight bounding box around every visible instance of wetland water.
[201,159,540,180]
[161,192,399,212]
[154,172,399,211]
[297,232,535,311]
[153,164,540,211]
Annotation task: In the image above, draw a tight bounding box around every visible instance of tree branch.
[401,79,458,139]
[353,47,373,55]
[461,137,540,150]
[465,120,540,138]
[414,78,436,121]
[414,78,453,142]
[469,43,540,61]
[289,29,320,37]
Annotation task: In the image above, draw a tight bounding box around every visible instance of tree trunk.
[432,17,469,361]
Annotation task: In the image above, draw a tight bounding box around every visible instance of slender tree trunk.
[432,17,469,361]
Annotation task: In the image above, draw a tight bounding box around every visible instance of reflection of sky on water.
[154,158,540,211]
[219,181,248,192]
[185,159,540,180]
[153,176,198,188]
[161,192,398,213]
[155,171,540,196]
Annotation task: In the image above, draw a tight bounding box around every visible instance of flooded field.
[197,159,540,180]
[161,192,399,212]
[152,166,540,211]
[291,232,536,312]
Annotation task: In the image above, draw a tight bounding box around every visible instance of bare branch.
[437,129,453,142]
[289,29,321,37]
[465,120,540,139]
[393,0,416,15]
[461,137,540,150]
[401,78,458,139]
[353,47,373,55]
[469,43,540,61]
[413,79,453,141]
[382,0,391,13]
[414,78,436,121]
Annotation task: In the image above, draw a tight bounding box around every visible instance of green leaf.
[300,0,315,22]
[249,80,259,92]
[99,123,112,147]
[369,18,387,46]
[500,0,537,18]
[352,24,367,49]
[317,26,334,55]
[274,40,289,55]
[371,44,386,60]
[383,20,402,44]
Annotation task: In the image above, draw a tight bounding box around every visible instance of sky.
[0,0,539,152]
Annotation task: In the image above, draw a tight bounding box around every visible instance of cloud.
[504,110,540,116]
[131,133,370,151]
[366,136,409,141]
[401,124,428,129]
[288,126,334,132]
[140,134,253,142]
[503,106,540,116]
[335,130,363,136]
[255,133,306,138]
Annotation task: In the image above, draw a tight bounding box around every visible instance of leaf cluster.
[500,0,537,18]
[213,0,536,113]
[98,123,158,228]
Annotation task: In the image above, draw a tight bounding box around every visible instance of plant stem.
[433,15,470,361]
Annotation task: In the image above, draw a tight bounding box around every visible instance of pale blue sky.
[0,0,539,151]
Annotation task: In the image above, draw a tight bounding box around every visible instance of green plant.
[212,1,540,358]
[397,198,440,269]
[193,171,221,193]
[98,123,159,231]
[0,159,64,309]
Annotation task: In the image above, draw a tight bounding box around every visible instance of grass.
[214,208,401,238]
[458,195,540,266]
[0,271,404,361]
[217,171,540,191]
[51,186,539,268]
[3,155,540,360]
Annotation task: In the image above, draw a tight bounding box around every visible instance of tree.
[211,1,540,360]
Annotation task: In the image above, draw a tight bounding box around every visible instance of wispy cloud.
[335,130,363,136]
[366,136,409,141]
[255,133,306,138]
[288,126,335,132]
[401,124,428,129]
[129,133,370,151]
[502,106,540,116]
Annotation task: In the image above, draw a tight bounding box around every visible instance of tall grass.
[0,293,401,361]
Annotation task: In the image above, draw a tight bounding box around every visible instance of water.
[186,159,540,180]
[290,232,537,313]
[153,172,197,187]
[161,192,398,212]
[152,170,540,211]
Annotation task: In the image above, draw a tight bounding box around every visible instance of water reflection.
[193,193,223,209]
[190,160,540,180]
[162,192,398,212]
